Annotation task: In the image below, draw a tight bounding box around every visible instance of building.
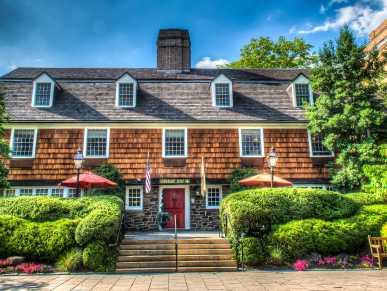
[0,29,334,231]
[365,19,386,55]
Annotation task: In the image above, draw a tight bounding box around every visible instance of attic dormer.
[115,73,137,108]
[287,74,313,108]
[32,73,56,108]
[211,74,233,108]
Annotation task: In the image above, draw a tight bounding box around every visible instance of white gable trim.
[115,73,137,108]
[31,73,55,108]
[290,75,314,107]
[211,74,233,108]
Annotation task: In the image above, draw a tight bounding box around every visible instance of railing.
[109,212,125,247]
[174,214,178,272]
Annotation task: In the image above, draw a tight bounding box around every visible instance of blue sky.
[0,0,386,75]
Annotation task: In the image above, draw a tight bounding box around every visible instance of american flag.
[145,153,152,193]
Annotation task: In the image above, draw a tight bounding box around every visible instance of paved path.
[1,270,386,291]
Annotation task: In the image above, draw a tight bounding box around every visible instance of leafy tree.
[228,168,257,192]
[0,90,9,189]
[226,36,315,68]
[306,27,386,192]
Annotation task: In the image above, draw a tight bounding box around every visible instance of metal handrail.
[221,213,244,271]
[174,214,178,272]
[109,212,125,247]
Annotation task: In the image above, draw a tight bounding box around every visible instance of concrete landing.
[124,231,221,240]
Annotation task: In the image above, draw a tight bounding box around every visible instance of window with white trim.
[32,73,55,107]
[84,129,109,158]
[115,74,137,108]
[19,188,33,196]
[51,188,64,197]
[3,189,16,197]
[239,128,264,157]
[294,83,310,107]
[126,186,143,210]
[163,129,187,158]
[294,184,336,191]
[206,186,222,209]
[11,129,37,158]
[67,188,77,197]
[35,188,49,196]
[308,132,333,157]
[211,74,233,108]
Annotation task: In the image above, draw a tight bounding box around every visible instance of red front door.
[163,188,185,229]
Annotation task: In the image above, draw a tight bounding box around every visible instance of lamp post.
[74,149,84,197]
[268,147,278,188]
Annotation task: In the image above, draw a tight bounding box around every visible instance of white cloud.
[320,4,327,14]
[288,26,297,34]
[195,57,230,69]
[299,0,387,35]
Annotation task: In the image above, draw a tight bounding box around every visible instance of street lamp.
[267,147,278,188]
[74,149,84,197]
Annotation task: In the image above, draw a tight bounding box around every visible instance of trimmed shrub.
[346,191,387,205]
[82,241,108,272]
[270,204,387,261]
[0,215,78,261]
[238,237,264,266]
[56,248,83,272]
[220,188,358,238]
[381,223,387,237]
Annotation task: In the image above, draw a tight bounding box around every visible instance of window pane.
[86,129,108,157]
[215,83,230,106]
[164,129,185,157]
[19,188,33,196]
[67,188,77,197]
[207,187,221,207]
[295,84,310,106]
[127,187,142,208]
[12,129,35,157]
[241,129,262,156]
[35,188,49,196]
[118,83,134,107]
[311,134,331,156]
[3,189,16,197]
[35,83,51,106]
[51,188,64,197]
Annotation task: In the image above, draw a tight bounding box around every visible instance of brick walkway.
[1,270,386,291]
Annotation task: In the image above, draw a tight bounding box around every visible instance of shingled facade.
[0,29,333,231]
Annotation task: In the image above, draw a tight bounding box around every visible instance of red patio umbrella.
[239,174,293,187]
[59,171,117,189]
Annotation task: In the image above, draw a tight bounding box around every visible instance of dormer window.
[32,73,55,108]
[290,74,313,107]
[116,73,137,108]
[211,74,233,108]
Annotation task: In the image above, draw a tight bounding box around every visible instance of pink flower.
[293,259,309,271]
[360,255,374,267]
[0,259,11,267]
[324,256,337,264]
[16,263,43,273]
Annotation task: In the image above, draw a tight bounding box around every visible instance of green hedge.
[270,204,387,261]
[381,223,387,237]
[0,196,123,270]
[83,241,109,272]
[220,188,358,238]
[345,191,387,205]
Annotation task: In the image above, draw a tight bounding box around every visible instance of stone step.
[178,254,234,261]
[177,239,228,244]
[119,249,176,256]
[119,244,176,250]
[117,261,176,269]
[177,266,237,272]
[177,249,233,255]
[118,255,176,262]
[177,260,237,267]
[178,243,231,249]
[116,267,176,273]
[121,239,175,245]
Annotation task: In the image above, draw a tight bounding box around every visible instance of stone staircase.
[116,238,237,273]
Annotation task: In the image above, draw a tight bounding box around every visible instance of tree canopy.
[226,36,315,68]
[0,90,9,189]
[306,27,386,192]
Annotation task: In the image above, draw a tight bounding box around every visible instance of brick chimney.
[157,29,191,72]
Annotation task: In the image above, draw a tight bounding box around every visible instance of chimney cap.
[157,29,190,41]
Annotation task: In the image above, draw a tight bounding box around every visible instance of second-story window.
[84,128,109,158]
[35,83,52,106]
[308,132,333,157]
[163,129,187,158]
[295,83,310,107]
[215,83,231,107]
[11,129,37,158]
[239,128,264,157]
[118,83,135,107]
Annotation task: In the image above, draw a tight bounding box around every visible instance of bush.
[238,237,264,266]
[381,223,387,237]
[82,241,108,272]
[270,204,387,261]
[0,215,78,261]
[228,168,257,192]
[220,188,358,238]
[56,248,83,272]
[346,191,387,205]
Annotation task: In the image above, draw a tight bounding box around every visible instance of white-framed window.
[294,184,336,191]
[3,189,16,197]
[32,73,55,107]
[239,128,264,157]
[206,186,223,209]
[162,128,188,158]
[10,128,38,158]
[126,186,143,210]
[19,188,34,196]
[1,187,80,197]
[51,188,64,197]
[115,73,137,108]
[290,75,313,107]
[308,131,334,157]
[35,188,49,196]
[83,128,110,158]
[211,74,233,108]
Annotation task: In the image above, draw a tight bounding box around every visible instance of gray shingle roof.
[0,67,310,123]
